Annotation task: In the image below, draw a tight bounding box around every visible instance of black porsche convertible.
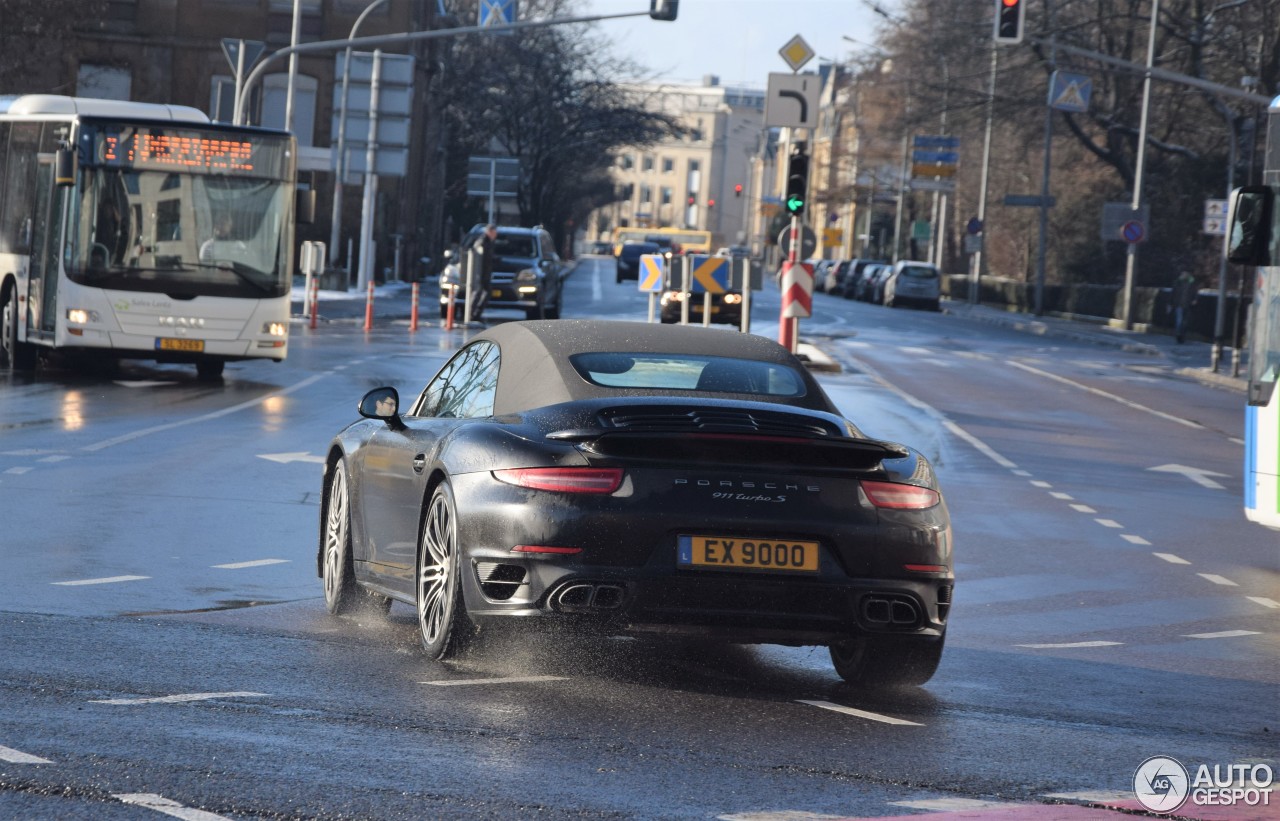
[319,320,953,687]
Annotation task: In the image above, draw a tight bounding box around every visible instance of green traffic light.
[786,195,805,214]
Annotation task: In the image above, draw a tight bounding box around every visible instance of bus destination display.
[85,126,291,177]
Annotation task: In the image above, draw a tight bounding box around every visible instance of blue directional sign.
[687,255,729,294]
[638,254,665,293]
[912,135,960,150]
[479,0,516,28]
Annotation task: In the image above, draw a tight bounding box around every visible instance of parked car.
[883,260,942,311]
[615,241,662,284]
[440,225,566,320]
[857,262,894,303]
[319,320,952,687]
[840,258,889,299]
[810,259,836,293]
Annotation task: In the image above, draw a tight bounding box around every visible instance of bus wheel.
[196,360,225,381]
[1,284,36,372]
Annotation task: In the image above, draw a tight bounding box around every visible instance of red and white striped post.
[363,280,375,331]
[409,282,420,332]
[777,217,813,354]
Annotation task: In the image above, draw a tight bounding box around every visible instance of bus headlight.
[66,309,99,324]
[261,321,287,337]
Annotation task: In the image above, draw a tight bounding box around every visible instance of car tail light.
[493,467,623,494]
[861,480,939,510]
[512,545,583,555]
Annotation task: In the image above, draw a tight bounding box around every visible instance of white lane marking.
[0,744,52,764]
[1011,469,1031,477]
[1016,641,1124,649]
[797,700,922,726]
[4,466,32,475]
[0,449,59,456]
[1050,492,1074,500]
[38,455,70,463]
[1198,573,1239,586]
[421,675,567,687]
[1070,504,1096,514]
[900,346,932,356]
[212,559,289,570]
[718,812,849,820]
[91,691,267,705]
[941,419,1018,469]
[82,373,327,452]
[892,798,1013,811]
[113,793,232,821]
[1247,597,1280,609]
[256,451,325,464]
[1184,630,1261,639]
[1031,480,1053,488]
[1148,463,1229,490]
[113,380,179,388]
[1009,360,1204,429]
[1153,552,1191,565]
[1095,519,1123,529]
[53,575,150,586]
[1122,534,1152,545]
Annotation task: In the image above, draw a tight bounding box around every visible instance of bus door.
[27,159,64,338]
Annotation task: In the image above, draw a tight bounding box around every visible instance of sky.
[580,0,900,88]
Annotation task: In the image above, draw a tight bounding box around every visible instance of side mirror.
[55,145,75,187]
[1226,186,1272,266]
[296,188,316,225]
[358,386,403,427]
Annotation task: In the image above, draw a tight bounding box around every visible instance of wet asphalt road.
[0,256,1275,820]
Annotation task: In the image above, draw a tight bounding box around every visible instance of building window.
[662,157,673,173]
[76,64,131,100]
[620,154,634,170]
[640,184,652,204]
[661,187,672,206]
[642,155,654,172]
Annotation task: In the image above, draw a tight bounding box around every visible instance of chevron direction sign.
[638,254,665,293]
[780,260,813,318]
[687,255,729,294]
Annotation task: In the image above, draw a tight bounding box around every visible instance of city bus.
[0,95,305,379]
[613,227,714,256]
[1226,92,1280,530]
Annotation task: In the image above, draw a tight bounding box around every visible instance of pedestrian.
[477,223,498,293]
[1171,270,1198,344]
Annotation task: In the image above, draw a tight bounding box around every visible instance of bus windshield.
[66,168,291,299]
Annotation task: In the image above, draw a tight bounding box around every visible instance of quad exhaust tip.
[861,594,922,627]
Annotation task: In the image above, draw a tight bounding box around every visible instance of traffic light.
[707,198,715,208]
[649,0,678,21]
[734,183,743,197]
[687,194,696,206]
[994,0,1024,44]
[784,146,808,216]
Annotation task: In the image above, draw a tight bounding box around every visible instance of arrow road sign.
[688,255,729,294]
[638,254,665,292]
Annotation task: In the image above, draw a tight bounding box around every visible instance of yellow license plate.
[156,338,204,352]
[677,535,819,573]
[491,289,503,298]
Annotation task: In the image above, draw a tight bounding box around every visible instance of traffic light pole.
[780,216,800,352]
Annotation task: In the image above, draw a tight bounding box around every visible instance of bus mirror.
[1226,186,1272,266]
[55,145,76,187]
[296,188,316,225]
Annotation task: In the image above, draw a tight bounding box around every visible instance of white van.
[883,261,941,311]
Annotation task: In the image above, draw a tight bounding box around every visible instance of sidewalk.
[941,300,1248,393]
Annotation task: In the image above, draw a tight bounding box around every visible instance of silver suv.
[440,225,566,320]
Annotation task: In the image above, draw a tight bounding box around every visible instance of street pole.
[973,44,997,304]
[1212,119,1237,372]
[232,42,247,126]
[357,50,382,291]
[285,0,301,132]
[1121,0,1160,331]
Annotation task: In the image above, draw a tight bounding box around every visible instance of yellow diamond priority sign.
[778,35,814,72]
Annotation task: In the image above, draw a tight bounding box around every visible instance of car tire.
[417,480,475,660]
[829,634,944,688]
[2,282,37,372]
[322,460,392,616]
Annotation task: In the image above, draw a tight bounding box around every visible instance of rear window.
[570,353,805,397]
[900,265,938,279]
[621,242,660,257]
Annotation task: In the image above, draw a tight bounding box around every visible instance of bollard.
[309,278,319,330]
[409,282,420,332]
[445,284,457,330]
[363,280,375,331]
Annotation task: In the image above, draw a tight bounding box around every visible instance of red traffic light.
[734,184,743,196]
[687,195,695,206]
[994,0,1024,43]
[707,199,715,208]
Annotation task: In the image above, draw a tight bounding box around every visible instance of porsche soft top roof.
[474,320,836,416]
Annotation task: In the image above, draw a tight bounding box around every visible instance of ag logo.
[1134,755,1190,813]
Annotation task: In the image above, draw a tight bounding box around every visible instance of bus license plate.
[677,535,819,573]
[156,338,204,352]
